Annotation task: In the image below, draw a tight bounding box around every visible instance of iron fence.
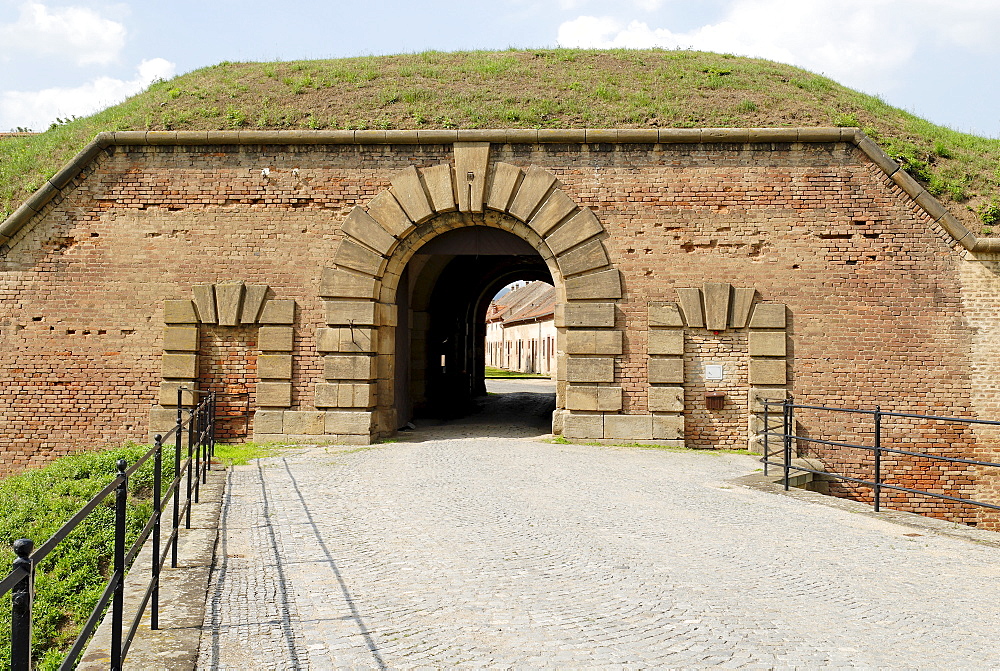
[761,397,1000,514]
[0,389,216,670]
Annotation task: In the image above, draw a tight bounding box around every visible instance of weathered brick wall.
[1,137,996,526]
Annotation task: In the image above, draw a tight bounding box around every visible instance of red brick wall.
[198,325,257,441]
[0,140,995,526]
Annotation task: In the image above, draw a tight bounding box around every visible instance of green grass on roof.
[2,49,999,232]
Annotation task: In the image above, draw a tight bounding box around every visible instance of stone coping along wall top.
[0,127,992,257]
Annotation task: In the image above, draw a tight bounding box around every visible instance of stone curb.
[78,465,227,670]
[2,128,990,258]
[732,471,1000,549]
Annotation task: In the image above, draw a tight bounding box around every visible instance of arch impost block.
[555,302,616,328]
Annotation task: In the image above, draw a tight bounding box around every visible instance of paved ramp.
[197,432,1000,669]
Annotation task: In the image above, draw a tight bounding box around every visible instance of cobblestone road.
[198,392,1000,668]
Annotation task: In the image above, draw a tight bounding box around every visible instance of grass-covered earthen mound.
[3,49,999,231]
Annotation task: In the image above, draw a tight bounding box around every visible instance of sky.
[1,0,999,137]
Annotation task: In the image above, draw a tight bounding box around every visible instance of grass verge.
[0,444,175,669]
[484,366,550,379]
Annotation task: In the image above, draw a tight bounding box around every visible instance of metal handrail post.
[110,460,128,670]
[874,406,882,512]
[10,538,34,671]
[782,399,792,491]
[151,435,162,630]
[186,406,194,529]
[763,399,770,477]
[172,392,182,568]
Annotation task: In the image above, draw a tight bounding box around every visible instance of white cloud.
[556,0,1000,91]
[0,2,127,66]
[0,58,175,131]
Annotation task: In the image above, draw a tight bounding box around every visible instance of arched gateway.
[4,127,1000,525]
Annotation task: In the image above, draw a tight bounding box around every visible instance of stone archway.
[315,143,622,443]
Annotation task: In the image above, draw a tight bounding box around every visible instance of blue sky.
[1,0,998,136]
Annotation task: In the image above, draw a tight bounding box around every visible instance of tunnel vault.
[311,142,622,443]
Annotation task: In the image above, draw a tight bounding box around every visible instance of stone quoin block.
[256,382,292,408]
[158,382,197,407]
[162,326,198,352]
[314,382,375,408]
[647,329,684,356]
[748,331,787,357]
[554,303,616,328]
[566,385,623,412]
[320,268,379,300]
[565,357,615,383]
[750,387,789,413]
[564,329,623,355]
[163,300,198,324]
[325,410,373,435]
[324,354,377,380]
[162,353,197,379]
[647,358,684,384]
[652,414,685,441]
[648,302,684,328]
[324,300,377,326]
[316,327,376,353]
[565,268,622,300]
[282,411,326,435]
[258,326,294,352]
[258,300,295,325]
[749,303,787,329]
[604,414,653,440]
[563,412,604,440]
[647,386,684,413]
[258,354,292,380]
[253,410,284,435]
[749,359,787,385]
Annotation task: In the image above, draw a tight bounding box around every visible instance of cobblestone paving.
[198,425,1000,668]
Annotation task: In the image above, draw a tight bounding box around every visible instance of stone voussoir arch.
[313,142,624,442]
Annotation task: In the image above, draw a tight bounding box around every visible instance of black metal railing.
[761,397,1000,514]
[0,389,216,670]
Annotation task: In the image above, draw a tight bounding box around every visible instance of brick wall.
[1,138,997,526]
